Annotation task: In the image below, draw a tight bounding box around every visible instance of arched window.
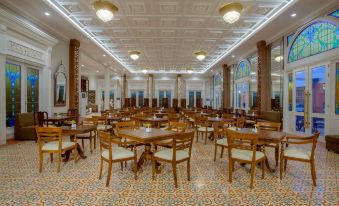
[288,21,339,62]
[235,60,251,80]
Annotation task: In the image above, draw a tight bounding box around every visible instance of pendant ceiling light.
[92,0,118,22]
[129,51,140,60]
[274,55,283,62]
[194,51,207,61]
[219,3,243,24]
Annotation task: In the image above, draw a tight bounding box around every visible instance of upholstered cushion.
[97,124,112,131]
[284,147,311,160]
[198,127,214,132]
[216,138,228,146]
[154,149,189,161]
[101,147,134,160]
[42,141,76,151]
[231,148,265,161]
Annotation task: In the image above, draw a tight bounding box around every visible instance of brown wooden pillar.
[256,40,271,113]
[223,64,231,109]
[69,39,80,111]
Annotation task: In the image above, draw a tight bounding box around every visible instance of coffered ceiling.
[45,0,296,73]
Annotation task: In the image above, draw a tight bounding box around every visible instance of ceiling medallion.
[274,55,283,62]
[219,2,243,24]
[194,51,207,61]
[129,51,141,61]
[92,0,118,22]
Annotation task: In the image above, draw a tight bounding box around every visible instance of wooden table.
[228,127,286,172]
[150,112,168,117]
[46,115,74,126]
[139,117,168,128]
[106,116,122,124]
[118,128,178,171]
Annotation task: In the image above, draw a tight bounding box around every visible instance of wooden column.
[69,39,80,111]
[223,64,231,109]
[256,40,271,113]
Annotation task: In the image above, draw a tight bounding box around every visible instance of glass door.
[131,90,144,107]
[188,91,202,107]
[158,90,171,107]
[236,81,249,110]
[294,64,327,136]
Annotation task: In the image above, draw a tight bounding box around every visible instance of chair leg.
[134,156,138,180]
[172,163,178,188]
[284,159,287,171]
[214,145,217,162]
[187,160,191,181]
[50,153,53,163]
[81,139,84,151]
[57,152,61,173]
[94,132,97,149]
[39,152,43,173]
[228,159,233,183]
[106,162,112,187]
[310,161,316,186]
[152,156,156,180]
[220,146,224,158]
[280,157,284,180]
[250,163,255,189]
[262,159,265,179]
[99,157,103,179]
[90,138,93,154]
[120,162,124,171]
[275,146,279,167]
[204,132,207,145]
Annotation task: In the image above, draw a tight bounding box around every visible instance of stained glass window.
[235,60,251,80]
[336,62,339,114]
[6,63,21,127]
[27,68,39,112]
[287,33,294,46]
[214,72,222,86]
[288,21,339,62]
[329,10,339,18]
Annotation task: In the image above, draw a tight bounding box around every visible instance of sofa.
[325,135,339,153]
[14,113,37,140]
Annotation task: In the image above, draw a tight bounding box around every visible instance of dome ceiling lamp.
[274,55,283,62]
[129,51,141,61]
[142,69,148,74]
[194,51,207,61]
[219,2,243,24]
[92,0,118,22]
[186,67,193,74]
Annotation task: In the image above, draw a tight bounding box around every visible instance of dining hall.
[0,0,338,205]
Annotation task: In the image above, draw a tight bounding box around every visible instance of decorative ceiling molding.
[45,0,296,74]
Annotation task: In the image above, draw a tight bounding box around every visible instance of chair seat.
[157,139,173,145]
[101,147,134,160]
[231,148,265,161]
[154,149,189,161]
[97,124,112,131]
[198,127,214,132]
[216,138,228,146]
[284,147,311,160]
[42,141,76,151]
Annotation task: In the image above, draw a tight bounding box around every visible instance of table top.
[47,115,74,121]
[118,128,177,143]
[106,116,122,121]
[139,117,168,122]
[62,125,97,135]
[227,127,286,143]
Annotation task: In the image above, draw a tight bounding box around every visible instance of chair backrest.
[116,121,136,134]
[194,116,208,126]
[222,113,233,118]
[82,117,97,125]
[172,131,195,161]
[98,131,113,160]
[256,121,281,131]
[93,115,107,125]
[168,121,188,132]
[236,117,245,128]
[36,111,48,126]
[35,127,62,150]
[226,129,259,162]
[286,131,320,160]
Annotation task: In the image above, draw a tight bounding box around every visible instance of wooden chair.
[194,117,213,144]
[76,118,97,153]
[36,111,48,126]
[226,128,266,189]
[152,131,195,188]
[93,115,112,132]
[64,108,78,125]
[280,132,320,186]
[235,117,245,128]
[98,131,137,187]
[158,122,188,148]
[36,127,77,173]
[115,121,143,148]
[213,121,228,161]
[255,121,282,166]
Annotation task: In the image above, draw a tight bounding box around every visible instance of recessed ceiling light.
[194,51,206,61]
[102,54,106,57]
[44,12,50,16]
[274,55,283,62]
[291,13,296,17]
[92,0,118,22]
[219,3,243,24]
[81,64,85,67]
[186,68,193,74]
[232,55,235,58]
[96,70,99,73]
[129,51,140,60]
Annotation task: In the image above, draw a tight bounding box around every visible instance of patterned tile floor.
[0,138,338,206]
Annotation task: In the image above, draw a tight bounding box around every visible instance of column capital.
[222,64,228,69]
[257,40,266,49]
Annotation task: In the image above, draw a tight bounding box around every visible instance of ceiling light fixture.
[194,51,206,61]
[274,55,283,62]
[44,12,51,16]
[142,69,148,74]
[232,55,235,58]
[219,3,243,24]
[186,68,193,74]
[96,70,99,73]
[92,0,118,22]
[291,13,297,17]
[102,54,106,57]
[129,51,140,60]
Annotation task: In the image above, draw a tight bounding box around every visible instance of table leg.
[136,144,161,173]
